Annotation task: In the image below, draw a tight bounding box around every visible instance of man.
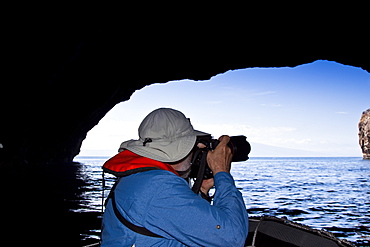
[101,108,248,246]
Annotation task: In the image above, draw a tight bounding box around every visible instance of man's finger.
[218,135,230,145]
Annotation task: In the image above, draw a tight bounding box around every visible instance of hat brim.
[119,129,209,163]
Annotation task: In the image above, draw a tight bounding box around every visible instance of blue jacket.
[101,152,248,246]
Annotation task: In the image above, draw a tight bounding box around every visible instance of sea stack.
[359,109,370,159]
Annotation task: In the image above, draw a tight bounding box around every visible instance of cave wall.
[1,11,369,246]
[1,19,369,166]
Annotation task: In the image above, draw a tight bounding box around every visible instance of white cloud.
[261,103,283,107]
[253,90,276,96]
[204,100,223,105]
[81,118,140,151]
[272,138,312,145]
[195,123,296,144]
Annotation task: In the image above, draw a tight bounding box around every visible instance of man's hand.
[207,135,233,175]
[200,178,214,194]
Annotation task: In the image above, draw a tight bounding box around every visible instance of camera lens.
[229,136,251,162]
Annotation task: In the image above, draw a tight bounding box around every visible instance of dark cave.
[1,14,368,246]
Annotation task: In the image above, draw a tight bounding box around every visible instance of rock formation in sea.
[359,109,370,159]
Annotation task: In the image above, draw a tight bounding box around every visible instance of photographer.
[101,108,248,246]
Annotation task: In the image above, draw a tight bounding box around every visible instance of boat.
[245,216,355,247]
[83,215,358,246]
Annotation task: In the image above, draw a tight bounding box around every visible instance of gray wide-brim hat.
[119,108,210,162]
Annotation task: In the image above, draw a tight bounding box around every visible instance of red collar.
[102,150,179,177]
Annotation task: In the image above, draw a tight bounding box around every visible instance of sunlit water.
[74,156,370,245]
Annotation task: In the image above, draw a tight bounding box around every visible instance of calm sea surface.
[74,156,370,245]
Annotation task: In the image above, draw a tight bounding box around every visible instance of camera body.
[189,135,251,179]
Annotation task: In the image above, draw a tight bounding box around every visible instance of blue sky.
[79,60,369,157]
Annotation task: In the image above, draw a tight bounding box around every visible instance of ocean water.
[74,156,370,245]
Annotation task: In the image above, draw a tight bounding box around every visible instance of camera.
[189,135,251,180]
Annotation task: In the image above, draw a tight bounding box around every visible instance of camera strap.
[191,149,208,194]
[109,185,163,238]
